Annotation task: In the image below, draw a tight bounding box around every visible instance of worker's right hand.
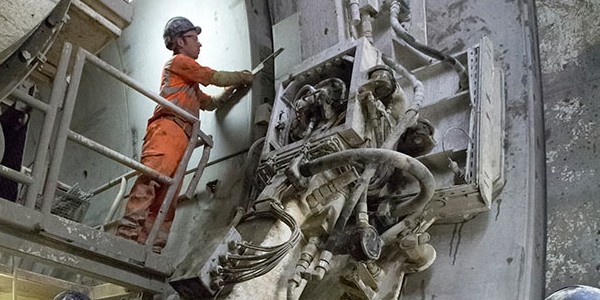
[212,70,253,87]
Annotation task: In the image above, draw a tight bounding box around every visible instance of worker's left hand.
[229,84,252,101]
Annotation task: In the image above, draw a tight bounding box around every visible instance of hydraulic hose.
[324,167,376,251]
[389,1,468,90]
[246,136,266,162]
[381,54,424,110]
[314,103,419,252]
[299,148,435,249]
[353,57,426,222]
[294,84,318,104]
[241,137,266,211]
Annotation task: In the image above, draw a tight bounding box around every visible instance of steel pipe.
[0,165,33,186]
[91,169,137,196]
[25,43,72,208]
[10,90,49,112]
[91,140,236,197]
[82,51,200,127]
[67,130,172,185]
[103,177,127,226]
[72,0,121,37]
[183,148,249,175]
[40,48,86,212]
[197,130,214,148]
[184,140,212,200]
[83,50,213,147]
[11,263,16,300]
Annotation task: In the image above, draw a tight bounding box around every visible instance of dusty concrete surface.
[400,0,546,299]
[0,0,56,63]
[537,0,600,294]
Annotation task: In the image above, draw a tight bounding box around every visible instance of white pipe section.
[348,0,361,25]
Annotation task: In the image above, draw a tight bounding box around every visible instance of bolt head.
[20,51,32,62]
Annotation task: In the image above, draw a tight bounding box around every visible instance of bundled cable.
[220,201,301,284]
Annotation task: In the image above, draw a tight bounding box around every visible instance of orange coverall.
[116,54,216,251]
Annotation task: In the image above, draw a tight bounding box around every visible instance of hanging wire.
[441,126,472,182]
[441,126,472,161]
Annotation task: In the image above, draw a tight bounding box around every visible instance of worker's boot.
[115,217,141,242]
[152,244,164,254]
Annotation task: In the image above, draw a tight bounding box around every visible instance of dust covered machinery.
[170,1,505,299]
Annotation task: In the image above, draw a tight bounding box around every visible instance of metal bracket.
[0,0,70,101]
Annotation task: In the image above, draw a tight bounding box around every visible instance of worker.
[115,16,253,254]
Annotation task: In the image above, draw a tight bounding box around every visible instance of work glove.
[208,85,252,110]
[210,87,235,107]
[212,70,254,87]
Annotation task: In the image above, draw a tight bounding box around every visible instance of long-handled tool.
[252,47,284,75]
